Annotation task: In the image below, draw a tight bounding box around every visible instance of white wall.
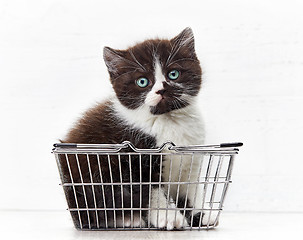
[0,0,302,212]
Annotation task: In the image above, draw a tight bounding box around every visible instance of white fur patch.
[145,58,166,107]
[112,96,204,146]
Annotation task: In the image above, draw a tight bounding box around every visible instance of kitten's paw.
[151,210,188,230]
[192,211,218,227]
[123,218,146,228]
[119,214,146,228]
[202,211,218,226]
[174,210,189,229]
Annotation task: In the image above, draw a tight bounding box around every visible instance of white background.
[0,0,302,214]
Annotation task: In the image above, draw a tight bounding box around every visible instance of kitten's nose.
[156,89,166,96]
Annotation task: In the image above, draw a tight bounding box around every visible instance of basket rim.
[52,141,243,154]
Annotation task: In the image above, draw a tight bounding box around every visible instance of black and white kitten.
[61,28,215,230]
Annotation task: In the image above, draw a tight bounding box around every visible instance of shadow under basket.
[52,141,242,230]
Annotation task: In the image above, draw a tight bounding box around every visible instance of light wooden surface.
[1,211,302,240]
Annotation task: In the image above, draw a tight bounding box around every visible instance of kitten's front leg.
[150,187,188,230]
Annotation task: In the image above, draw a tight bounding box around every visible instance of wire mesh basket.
[53,141,242,230]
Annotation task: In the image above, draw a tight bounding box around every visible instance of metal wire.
[53,141,241,230]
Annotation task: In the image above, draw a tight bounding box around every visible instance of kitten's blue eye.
[136,77,149,88]
[168,70,180,80]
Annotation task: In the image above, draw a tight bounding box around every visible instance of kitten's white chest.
[149,106,205,146]
[112,98,204,146]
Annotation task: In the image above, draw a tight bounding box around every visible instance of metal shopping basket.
[52,141,242,230]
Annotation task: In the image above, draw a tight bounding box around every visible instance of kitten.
[60,28,214,230]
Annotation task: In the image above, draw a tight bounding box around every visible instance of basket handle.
[121,141,176,153]
[169,142,243,152]
[220,142,243,148]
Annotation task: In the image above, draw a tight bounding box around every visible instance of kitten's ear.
[103,46,125,78]
[171,27,196,56]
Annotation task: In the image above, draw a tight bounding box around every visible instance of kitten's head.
[103,28,202,115]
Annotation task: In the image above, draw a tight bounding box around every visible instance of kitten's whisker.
[129,49,147,72]
[112,70,137,81]
[119,66,145,71]
[166,42,179,66]
[167,58,198,68]
[113,54,143,70]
